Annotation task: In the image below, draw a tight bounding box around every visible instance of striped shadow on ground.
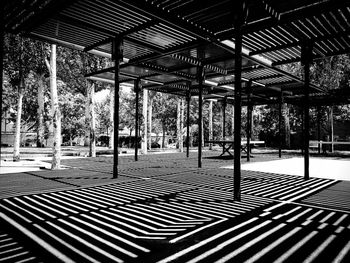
[302,181,350,212]
[157,203,350,263]
[0,228,44,263]
[0,176,273,262]
[156,169,337,202]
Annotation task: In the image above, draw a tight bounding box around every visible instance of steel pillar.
[134,78,140,161]
[186,91,191,158]
[301,43,313,180]
[197,65,204,168]
[246,81,252,162]
[112,38,123,178]
[233,0,245,201]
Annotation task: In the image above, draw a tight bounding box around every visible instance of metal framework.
[3,0,350,200]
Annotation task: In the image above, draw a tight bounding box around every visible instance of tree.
[148,91,157,150]
[85,81,96,156]
[142,89,148,153]
[177,97,184,152]
[45,44,61,169]
[208,100,213,150]
[13,64,24,161]
[153,93,177,147]
[60,91,85,146]
[109,84,114,148]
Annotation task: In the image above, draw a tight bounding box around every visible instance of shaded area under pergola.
[2,0,350,201]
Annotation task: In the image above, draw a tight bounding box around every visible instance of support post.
[134,78,140,161]
[278,92,283,158]
[186,91,191,158]
[246,81,252,162]
[233,0,245,201]
[112,38,123,178]
[317,105,321,154]
[301,43,313,180]
[197,65,204,168]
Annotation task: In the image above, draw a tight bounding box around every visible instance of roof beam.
[261,0,281,20]
[84,37,113,52]
[119,20,157,37]
[171,54,228,75]
[217,0,348,39]
[118,0,218,44]
[250,29,350,56]
[127,40,205,64]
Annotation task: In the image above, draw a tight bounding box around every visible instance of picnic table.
[206,140,265,157]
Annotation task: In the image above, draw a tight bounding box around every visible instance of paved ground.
[0,150,349,262]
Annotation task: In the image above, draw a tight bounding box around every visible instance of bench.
[309,140,350,153]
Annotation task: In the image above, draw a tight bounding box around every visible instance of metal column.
[301,43,313,180]
[197,65,204,168]
[112,38,123,178]
[134,78,140,161]
[233,0,245,201]
[186,91,191,158]
[246,81,252,162]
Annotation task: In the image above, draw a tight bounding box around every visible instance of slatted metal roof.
[3,0,350,104]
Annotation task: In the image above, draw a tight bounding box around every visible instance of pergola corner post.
[301,42,313,180]
[233,0,246,201]
[197,65,204,168]
[112,37,123,178]
[134,78,141,161]
[246,81,252,162]
[186,90,191,158]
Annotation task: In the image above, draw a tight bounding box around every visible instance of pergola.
[2,0,350,201]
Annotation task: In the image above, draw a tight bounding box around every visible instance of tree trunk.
[231,104,235,137]
[329,106,334,152]
[37,73,45,147]
[142,89,148,154]
[208,100,213,150]
[201,100,205,147]
[148,93,154,150]
[162,122,166,149]
[13,77,25,161]
[45,44,61,169]
[87,81,96,157]
[177,98,181,150]
[84,90,90,147]
[129,129,132,148]
[283,103,291,148]
[180,98,184,152]
[109,84,114,149]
